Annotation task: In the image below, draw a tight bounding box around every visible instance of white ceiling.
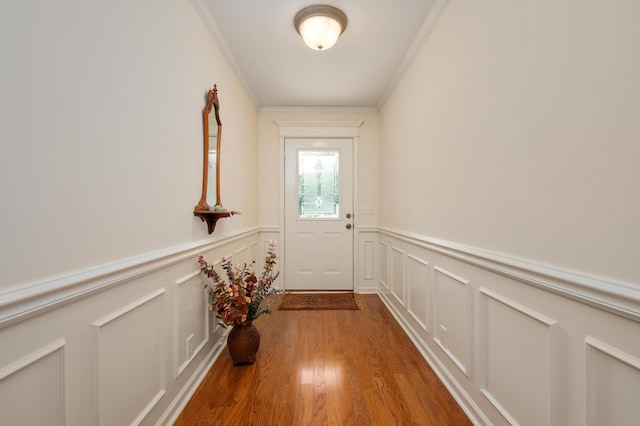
[197,0,440,108]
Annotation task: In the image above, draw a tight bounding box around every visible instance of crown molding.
[377,0,451,109]
[261,106,378,113]
[190,0,260,109]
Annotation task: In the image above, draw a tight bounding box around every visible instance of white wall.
[0,1,260,424]
[380,0,640,284]
[378,1,640,425]
[0,0,258,290]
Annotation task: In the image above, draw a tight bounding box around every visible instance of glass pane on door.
[298,150,339,219]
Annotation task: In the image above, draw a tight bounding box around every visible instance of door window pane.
[298,150,339,218]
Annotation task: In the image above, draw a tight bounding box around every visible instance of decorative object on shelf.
[194,84,240,233]
[197,241,284,365]
[294,4,348,51]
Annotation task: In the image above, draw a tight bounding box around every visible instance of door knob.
[346,223,352,229]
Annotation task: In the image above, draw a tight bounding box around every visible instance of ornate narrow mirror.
[194,84,238,233]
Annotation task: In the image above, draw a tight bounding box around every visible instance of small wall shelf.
[193,210,240,234]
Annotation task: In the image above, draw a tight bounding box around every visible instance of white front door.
[284,139,354,290]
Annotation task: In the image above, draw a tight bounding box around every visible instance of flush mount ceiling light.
[294,5,348,51]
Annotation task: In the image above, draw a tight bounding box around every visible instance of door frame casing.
[276,121,363,291]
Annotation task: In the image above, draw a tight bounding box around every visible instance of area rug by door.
[279,292,362,311]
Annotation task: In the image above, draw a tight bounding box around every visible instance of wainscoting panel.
[0,339,66,425]
[259,229,285,294]
[248,242,258,269]
[407,254,430,332]
[231,242,259,272]
[363,240,374,281]
[0,229,260,425]
[357,228,379,293]
[379,241,389,290]
[259,229,280,259]
[479,288,558,426]
[433,266,472,377]
[91,289,166,425]
[233,245,251,269]
[586,336,640,426]
[174,270,209,377]
[378,227,640,425]
[391,246,406,305]
[261,238,276,258]
[258,227,377,293]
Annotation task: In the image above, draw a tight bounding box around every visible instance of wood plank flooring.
[173,294,471,425]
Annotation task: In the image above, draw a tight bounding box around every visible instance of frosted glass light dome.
[294,5,347,51]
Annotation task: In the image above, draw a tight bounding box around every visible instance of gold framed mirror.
[194,84,238,234]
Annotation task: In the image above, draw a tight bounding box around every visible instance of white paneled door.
[284,139,354,290]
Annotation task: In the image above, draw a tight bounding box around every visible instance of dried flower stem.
[197,241,283,327]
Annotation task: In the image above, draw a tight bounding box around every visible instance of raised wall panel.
[200,257,224,338]
[362,239,374,280]
[586,336,640,426]
[248,242,258,267]
[372,229,640,426]
[233,245,250,269]
[259,231,281,275]
[358,232,378,293]
[479,288,558,426]
[391,246,405,305]
[92,289,166,426]
[261,235,279,255]
[379,242,389,289]
[233,243,258,270]
[433,266,472,377]
[174,270,209,376]
[259,238,279,286]
[210,259,224,338]
[407,254,430,332]
[0,339,65,425]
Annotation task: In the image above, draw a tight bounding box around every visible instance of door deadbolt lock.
[346,213,352,219]
[346,223,352,229]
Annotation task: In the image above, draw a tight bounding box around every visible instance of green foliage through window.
[298,151,339,218]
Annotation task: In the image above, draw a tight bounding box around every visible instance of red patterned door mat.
[279,292,362,310]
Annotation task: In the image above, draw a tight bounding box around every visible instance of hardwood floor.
[173,294,471,425]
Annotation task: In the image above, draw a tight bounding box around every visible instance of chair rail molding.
[0,227,260,328]
[378,227,640,322]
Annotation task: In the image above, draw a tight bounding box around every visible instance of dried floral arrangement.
[197,241,283,327]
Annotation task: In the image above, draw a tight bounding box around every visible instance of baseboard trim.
[158,328,231,425]
[378,291,489,425]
